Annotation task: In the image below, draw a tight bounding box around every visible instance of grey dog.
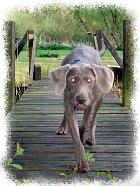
[49,43,114,172]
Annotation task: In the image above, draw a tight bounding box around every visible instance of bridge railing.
[95,20,134,110]
[5,20,134,112]
[5,21,41,113]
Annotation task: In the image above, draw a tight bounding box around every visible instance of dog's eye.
[87,78,92,83]
[71,78,76,83]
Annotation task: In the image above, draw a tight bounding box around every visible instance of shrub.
[37,50,59,58]
[37,43,76,50]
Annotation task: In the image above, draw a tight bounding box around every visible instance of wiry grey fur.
[61,44,102,66]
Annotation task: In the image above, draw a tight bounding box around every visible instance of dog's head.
[49,64,114,110]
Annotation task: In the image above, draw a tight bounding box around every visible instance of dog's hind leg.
[56,111,68,135]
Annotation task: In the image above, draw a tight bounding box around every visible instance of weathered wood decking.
[9,77,135,182]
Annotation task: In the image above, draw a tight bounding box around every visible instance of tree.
[7,4,132,49]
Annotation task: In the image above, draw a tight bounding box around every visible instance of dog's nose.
[76,96,86,104]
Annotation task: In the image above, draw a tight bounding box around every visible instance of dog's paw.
[79,126,85,143]
[78,161,90,173]
[85,139,95,146]
[56,127,67,135]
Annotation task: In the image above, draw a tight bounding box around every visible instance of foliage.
[20,178,32,184]
[37,50,59,58]
[7,143,25,170]
[15,48,119,86]
[106,172,119,182]
[59,151,118,183]
[112,75,122,99]
[15,142,25,156]
[85,151,95,162]
[71,4,132,49]
[37,43,76,50]
[60,172,68,177]
[7,4,132,49]
[95,171,106,177]
[83,177,92,184]
[95,171,118,182]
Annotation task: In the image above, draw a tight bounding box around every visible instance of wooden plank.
[14,105,124,110]
[10,117,134,122]
[11,121,134,127]
[10,113,134,121]
[22,90,117,95]
[12,134,134,139]
[17,97,120,103]
[11,125,135,132]
[12,137,134,145]
[10,110,132,117]
[11,131,134,138]
[17,96,119,100]
[14,152,133,162]
[12,170,132,181]
[12,160,134,172]
[11,144,134,153]
[14,158,133,167]
[18,91,117,97]
[11,109,130,114]
[9,77,134,180]
[15,102,122,106]
[13,108,129,114]
[18,88,117,95]
[12,103,129,112]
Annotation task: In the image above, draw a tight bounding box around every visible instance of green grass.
[104,50,122,58]
[37,49,72,57]
[102,50,122,67]
[15,49,122,86]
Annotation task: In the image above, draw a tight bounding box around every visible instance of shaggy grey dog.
[49,44,114,172]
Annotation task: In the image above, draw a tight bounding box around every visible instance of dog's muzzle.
[75,96,88,110]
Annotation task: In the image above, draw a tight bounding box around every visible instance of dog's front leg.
[79,106,92,143]
[86,95,103,146]
[65,105,90,172]
[56,112,67,135]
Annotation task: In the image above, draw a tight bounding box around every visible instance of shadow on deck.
[9,77,135,183]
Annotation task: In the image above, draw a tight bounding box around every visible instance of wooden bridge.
[5,21,135,182]
[10,77,135,182]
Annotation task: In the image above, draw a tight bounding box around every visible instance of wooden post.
[122,20,134,109]
[94,35,99,51]
[5,21,15,113]
[28,30,34,75]
[33,64,41,80]
[28,30,35,85]
[87,32,95,46]
[95,30,106,56]
[96,30,102,51]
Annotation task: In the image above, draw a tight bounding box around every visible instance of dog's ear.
[91,64,114,93]
[49,65,70,95]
